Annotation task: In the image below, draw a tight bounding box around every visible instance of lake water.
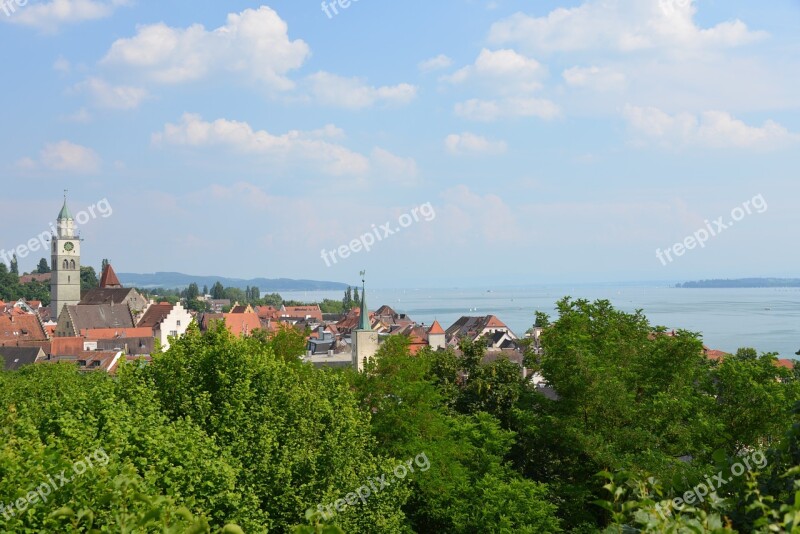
[273,285,800,359]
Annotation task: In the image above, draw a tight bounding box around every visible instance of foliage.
[80,266,99,292]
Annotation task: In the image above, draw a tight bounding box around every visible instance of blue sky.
[1,0,798,288]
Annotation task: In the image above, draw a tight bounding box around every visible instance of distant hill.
[118,272,349,291]
[676,278,800,289]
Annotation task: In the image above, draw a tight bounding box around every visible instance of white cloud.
[62,108,92,123]
[623,105,799,149]
[306,72,417,109]
[371,148,419,185]
[438,185,522,243]
[444,48,545,93]
[152,113,370,176]
[74,77,148,109]
[445,132,507,155]
[53,57,71,73]
[6,0,131,32]
[563,66,626,91]
[418,54,453,73]
[102,7,309,90]
[17,141,101,173]
[488,0,766,54]
[455,97,560,122]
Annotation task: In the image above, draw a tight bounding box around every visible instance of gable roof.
[81,327,154,339]
[66,304,135,331]
[445,315,511,339]
[81,288,139,306]
[0,346,45,370]
[137,303,174,328]
[216,312,262,337]
[0,315,49,343]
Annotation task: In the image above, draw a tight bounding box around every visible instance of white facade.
[153,303,193,350]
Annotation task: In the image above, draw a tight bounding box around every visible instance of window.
[63,259,68,269]
[176,320,181,327]
[69,260,75,269]
[170,330,178,337]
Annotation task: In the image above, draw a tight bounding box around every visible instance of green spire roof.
[58,197,73,220]
[358,276,371,331]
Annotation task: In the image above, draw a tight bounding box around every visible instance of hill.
[676,278,800,288]
[117,272,349,291]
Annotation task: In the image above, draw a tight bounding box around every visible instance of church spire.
[58,190,72,220]
[358,270,370,331]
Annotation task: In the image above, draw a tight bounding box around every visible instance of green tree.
[185,283,200,301]
[10,254,18,275]
[211,282,225,300]
[36,258,51,274]
[353,287,360,308]
[351,335,561,532]
[80,266,99,291]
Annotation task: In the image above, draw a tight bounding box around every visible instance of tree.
[10,254,18,275]
[0,263,21,300]
[36,257,50,274]
[203,284,209,296]
[101,258,109,272]
[353,287,360,308]
[351,335,562,532]
[80,266,99,291]
[211,282,225,300]
[186,283,200,301]
[343,287,353,311]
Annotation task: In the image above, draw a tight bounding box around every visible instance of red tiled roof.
[776,359,795,370]
[51,337,87,357]
[705,349,729,361]
[429,320,445,335]
[81,327,154,340]
[206,312,262,337]
[282,306,323,321]
[0,315,48,343]
[19,273,51,284]
[99,264,122,288]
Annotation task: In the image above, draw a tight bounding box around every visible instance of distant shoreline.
[676,278,800,289]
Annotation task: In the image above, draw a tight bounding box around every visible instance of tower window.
[63,259,68,269]
[69,259,75,269]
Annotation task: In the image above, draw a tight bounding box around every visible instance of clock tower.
[50,195,82,319]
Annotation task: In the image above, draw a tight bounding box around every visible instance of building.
[80,264,149,321]
[201,312,262,337]
[352,280,379,372]
[0,346,47,371]
[137,302,193,350]
[54,304,135,337]
[50,196,82,319]
[445,315,518,350]
[281,305,323,323]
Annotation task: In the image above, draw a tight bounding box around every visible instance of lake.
[273,285,800,359]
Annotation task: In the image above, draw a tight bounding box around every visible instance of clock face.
[64,242,74,252]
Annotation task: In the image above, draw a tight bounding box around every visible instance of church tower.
[352,271,379,372]
[50,195,82,319]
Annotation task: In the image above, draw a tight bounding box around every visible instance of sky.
[1,0,798,288]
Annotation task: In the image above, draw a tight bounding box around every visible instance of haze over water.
[277,285,800,359]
